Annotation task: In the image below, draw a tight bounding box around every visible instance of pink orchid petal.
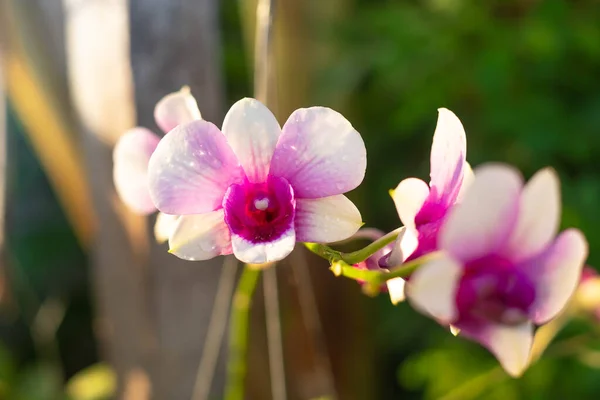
[154,87,202,134]
[524,229,588,324]
[270,107,366,198]
[154,212,180,244]
[384,227,419,267]
[456,161,474,202]
[406,255,463,324]
[429,108,467,204]
[231,228,295,264]
[168,210,232,261]
[441,164,522,263]
[458,321,533,378]
[222,98,282,183]
[295,195,362,243]
[113,127,160,214]
[506,168,561,262]
[387,278,406,305]
[148,120,244,215]
[391,178,430,229]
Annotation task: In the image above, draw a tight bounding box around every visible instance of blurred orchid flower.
[148,98,366,264]
[575,267,600,320]
[112,87,201,242]
[382,108,473,303]
[406,164,588,377]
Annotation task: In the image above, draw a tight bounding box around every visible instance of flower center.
[254,198,270,211]
[456,256,536,326]
[223,176,295,243]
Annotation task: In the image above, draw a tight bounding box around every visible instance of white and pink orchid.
[406,164,588,377]
[382,108,473,303]
[147,98,366,264]
[112,87,201,241]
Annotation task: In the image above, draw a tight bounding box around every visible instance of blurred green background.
[3,0,600,399]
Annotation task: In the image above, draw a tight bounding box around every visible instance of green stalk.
[340,227,403,265]
[224,265,261,400]
[307,234,441,286]
[304,228,402,266]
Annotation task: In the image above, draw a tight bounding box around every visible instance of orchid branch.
[224,265,261,400]
[331,252,441,285]
[304,233,441,286]
[341,227,403,264]
[304,227,403,265]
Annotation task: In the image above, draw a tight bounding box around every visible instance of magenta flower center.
[456,256,536,325]
[223,175,295,243]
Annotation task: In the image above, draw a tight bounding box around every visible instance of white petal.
[384,227,419,267]
[148,120,244,215]
[429,108,467,204]
[113,127,160,214]
[441,164,523,263]
[387,278,406,305]
[524,229,588,324]
[154,212,179,243]
[168,210,232,261]
[295,195,363,243]
[270,107,366,198]
[391,178,430,229]
[406,255,463,324]
[154,87,202,133]
[231,228,296,264]
[462,321,533,378]
[506,168,561,262]
[222,98,281,183]
[456,161,474,202]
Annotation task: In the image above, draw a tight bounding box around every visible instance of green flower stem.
[330,252,441,286]
[304,227,439,285]
[304,227,403,265]
[303,242,343,263]
[224,265,261,400]
[341,227,403,264]
[378,252,441,283]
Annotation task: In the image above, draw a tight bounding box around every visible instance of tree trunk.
[129,0,227,398]
[63,0,226,398]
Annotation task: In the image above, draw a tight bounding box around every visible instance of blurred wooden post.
[64,0,227,398]
[128,0,227,398]
[62,1,156,398]
[0,32,6,305]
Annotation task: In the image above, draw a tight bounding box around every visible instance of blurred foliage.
[0,340,114,400]
[64,363,115,400]
[310,0,600,398]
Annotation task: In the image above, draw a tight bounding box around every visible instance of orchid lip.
[456,256,536,326]
[222,175,295,244]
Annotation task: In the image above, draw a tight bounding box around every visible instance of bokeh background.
[1,0,600,399]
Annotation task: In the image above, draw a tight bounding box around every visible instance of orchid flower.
[112,87,201,242]
[406,164,588,377]
[147,98,366,264]
[382,108,473,303]
[575,267,600,321]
